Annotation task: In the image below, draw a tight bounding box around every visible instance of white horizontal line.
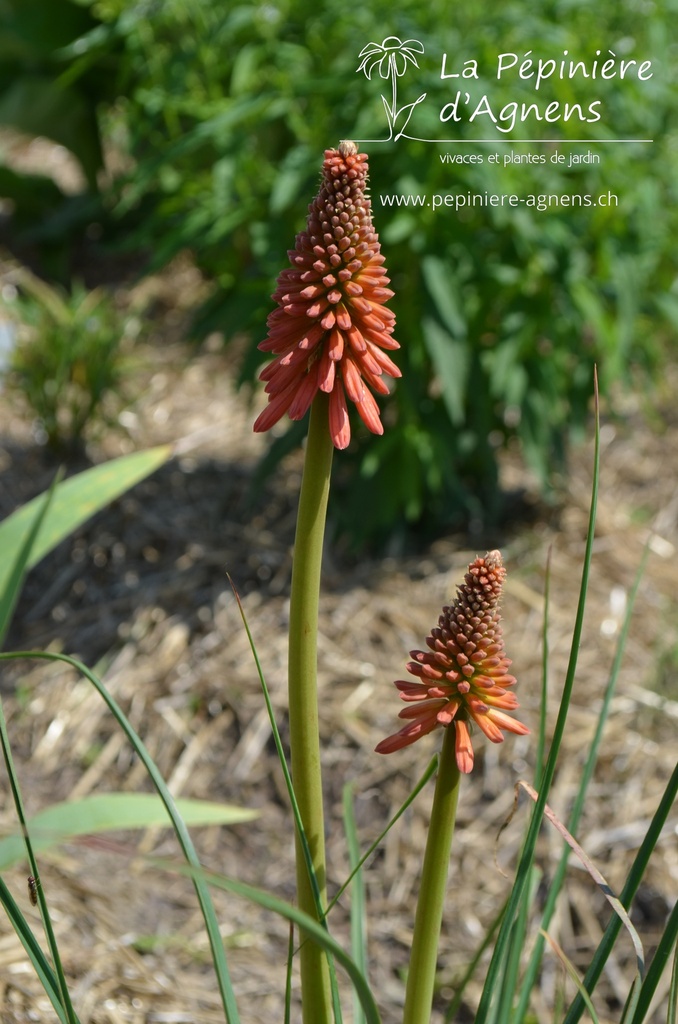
[355,138,654,144]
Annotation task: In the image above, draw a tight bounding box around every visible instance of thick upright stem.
[403,727,462,1024]
[288,393,334,1023]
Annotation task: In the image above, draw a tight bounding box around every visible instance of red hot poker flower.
[253,141,400,450]
[376,550,529,774]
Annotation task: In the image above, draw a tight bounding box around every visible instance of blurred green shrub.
[2,0,677,544]
[0,0,123,276]
[1,266,140,452]
[0,0,109,187]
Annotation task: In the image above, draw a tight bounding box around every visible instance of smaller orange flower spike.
[376,550,528,773]
[253,141,400,449]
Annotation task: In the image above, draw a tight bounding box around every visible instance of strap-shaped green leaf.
[0,445,172,599]
[0,793,258,870]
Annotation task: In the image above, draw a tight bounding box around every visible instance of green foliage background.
[1,0,677,545]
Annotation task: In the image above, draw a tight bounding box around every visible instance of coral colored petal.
[341,355,365,404]
[349,295,373,315]
[399,689,441,703]
[254,145,399,445]
[263,370,305,397]
[288,369,320,420]
[328,328,344,361]
[346,325,367,354]
[363,327,400,350]
[484,691,520,710]
[454,720,475,773]
[366,342,401,378]
[374,733,412,754]
[305,299,330,318]
[354,387,383,435]
[395,678,439,693]
[354,348,384,379]
[375,714,440,753]
[397,699,447,720]
[252,379,298,432]
[436,700,461,725]
[335,303,352,331]
[357,360,391,396]
[260,344,316,384]
[329,383,351,449]
[470,712,505,743]
[317,347,336,392]
[408,658,445,679]
[487,709,531,735]
[376,551,527,771]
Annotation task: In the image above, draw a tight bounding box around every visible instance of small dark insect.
[27,875,38,906]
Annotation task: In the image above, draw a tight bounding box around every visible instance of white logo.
[357,37,427,141]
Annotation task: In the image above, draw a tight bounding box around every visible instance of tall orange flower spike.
[253,141,400,449]
[376,551,529,773]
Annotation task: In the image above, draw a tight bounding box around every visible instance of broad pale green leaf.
[422,317,469,426]
[421,255,467,339]
[0,475,59,647]
[0,445,172,597]
[0,793,258,869]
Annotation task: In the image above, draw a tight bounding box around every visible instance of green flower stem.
[403,727,462,1024]
[288,393,334,1023]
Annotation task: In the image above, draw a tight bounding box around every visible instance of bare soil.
[0,263,676,1023]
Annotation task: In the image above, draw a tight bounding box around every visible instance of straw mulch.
[0,325,676,1024]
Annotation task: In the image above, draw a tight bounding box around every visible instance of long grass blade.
[284,921,295,1024]
[518,780,644,977]
[494,867,541,1024]
[474,368,601,1024]
[534,545,551,787]
[562,759,678,1024]
[327,756,438,916]
[541,930,601,1024]
[155,860,383,1024]
[443,898,507,1023]
[668,939,678,1024]
[514,543,650,1020]
[227,577,343,1022]
[0,697,79,1022]
[0,472,75,1017]
[0,876,71,1023]
[343,784,368,1024]
[227,577,323,918]
[0,650,241,1024]
[627,897,678,1024]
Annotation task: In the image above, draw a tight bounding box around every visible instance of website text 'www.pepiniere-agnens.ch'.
[378,191,618,212]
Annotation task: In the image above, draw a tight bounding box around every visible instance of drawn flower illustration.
[376,550,529,773]
[357,37,426,141]
[357,36,424,80]
[253,141,400,450]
